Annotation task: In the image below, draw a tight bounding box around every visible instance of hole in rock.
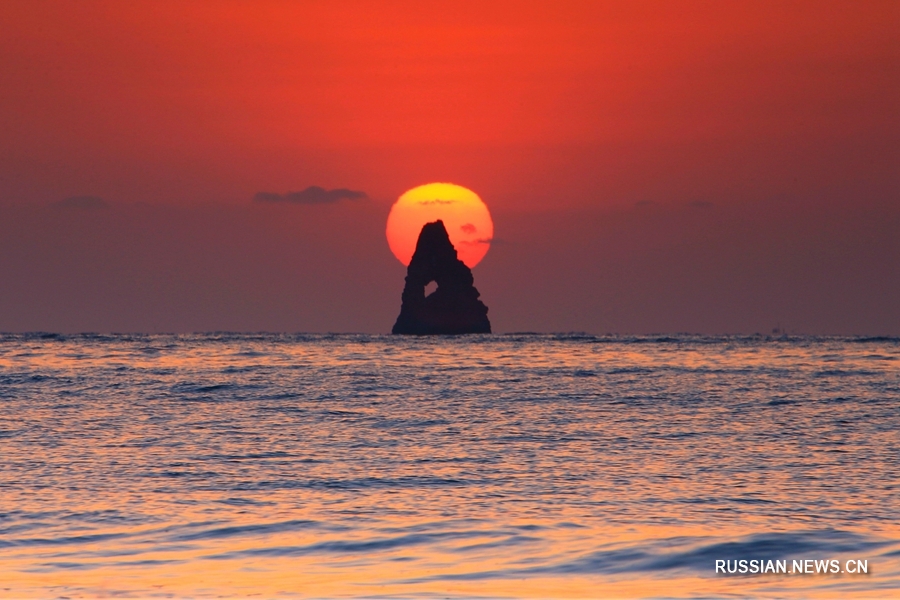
[424,281,437,296]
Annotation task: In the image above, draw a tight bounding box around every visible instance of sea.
[0,333,898,599]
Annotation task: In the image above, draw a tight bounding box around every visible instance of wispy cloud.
[458,237,493,246]
[690,200,713,209]
[51,196,109,210]
[253,186,367,204]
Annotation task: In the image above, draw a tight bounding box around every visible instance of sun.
[386,183,493,268]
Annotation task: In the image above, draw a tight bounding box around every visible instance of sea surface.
[1,334,898,598]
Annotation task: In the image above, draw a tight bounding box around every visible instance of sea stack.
[392,220,491,335]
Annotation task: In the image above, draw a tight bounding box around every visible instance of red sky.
[1,1,898,334]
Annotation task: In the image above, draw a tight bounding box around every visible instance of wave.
[400,529,900,582]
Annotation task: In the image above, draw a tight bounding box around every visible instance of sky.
[0,0,898,334]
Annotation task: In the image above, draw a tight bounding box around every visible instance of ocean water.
[0,333,898,599]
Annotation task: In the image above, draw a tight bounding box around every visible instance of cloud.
[52,195,109,210]
[458,237,493,246]
[418,199,456,205]
[253,186,367,204]
[460,223,477,234]
[689,200,713,209]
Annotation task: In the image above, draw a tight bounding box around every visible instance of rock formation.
[392,220,491,334]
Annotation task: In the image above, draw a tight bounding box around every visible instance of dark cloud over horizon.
[0,201,898,335]
[253,186,367,205]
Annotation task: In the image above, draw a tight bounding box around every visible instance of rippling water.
[1,334,898,598]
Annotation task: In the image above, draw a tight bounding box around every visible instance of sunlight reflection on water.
[0,334,898,598]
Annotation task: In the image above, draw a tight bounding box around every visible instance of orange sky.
[2,1,896,207]
[0,1,897,333]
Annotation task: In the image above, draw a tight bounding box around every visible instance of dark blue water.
[1,334,898,598]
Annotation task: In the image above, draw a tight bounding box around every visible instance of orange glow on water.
[1,335,899,598]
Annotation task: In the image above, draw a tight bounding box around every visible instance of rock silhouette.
[392,220,491,335]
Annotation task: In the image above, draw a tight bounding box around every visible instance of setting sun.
[386,183,493,268]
